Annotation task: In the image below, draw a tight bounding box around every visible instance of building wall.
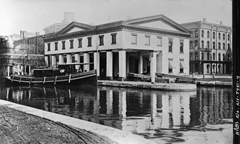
[45,31,123,55]
[182,20,232,74]
[45,29,190,75]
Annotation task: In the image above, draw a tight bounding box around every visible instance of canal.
[0,80,233,144]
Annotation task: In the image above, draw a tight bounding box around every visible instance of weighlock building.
[43,14,191,82]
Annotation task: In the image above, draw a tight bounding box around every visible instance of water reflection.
[0,85,232,143]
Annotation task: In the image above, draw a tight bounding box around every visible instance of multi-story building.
[43,14,191,82]
[43,12,75,34]
[0,31,45,76]
[181,18,232,75]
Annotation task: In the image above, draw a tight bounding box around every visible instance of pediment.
[137,20,182,32]
[66,27,85,33]
[57,22,95,35]
[124,15,189,33]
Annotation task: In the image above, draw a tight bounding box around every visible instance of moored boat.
[5,63,97,86]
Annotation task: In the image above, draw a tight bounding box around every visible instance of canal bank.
[196,81,232,87]
[0,100,158,144]
[98,80,197,91]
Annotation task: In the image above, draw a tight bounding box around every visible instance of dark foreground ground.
[0,106,116,144]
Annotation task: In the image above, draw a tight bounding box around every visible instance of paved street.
[0,106,115,144]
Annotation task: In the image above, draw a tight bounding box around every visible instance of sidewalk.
[0,100,158,144]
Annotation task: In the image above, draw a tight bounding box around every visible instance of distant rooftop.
[43,12,75,34]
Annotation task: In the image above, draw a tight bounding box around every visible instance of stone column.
[93,89,100,123]
[59,55,64,64]
[162,94,169,128]
[119,50,126,80]
[66,54,72,64]
[94,52,100,76]
[151,92,157,128]
[119,91,127,120]
[51,55,57,67]
[138,53,143,74]
[182,94,190,125]
[106,51,113,80]
[75,53,80,70]
[44,56,49,66]
[106,89,113,115]
[83,53,90,71]
[150,52,157,83]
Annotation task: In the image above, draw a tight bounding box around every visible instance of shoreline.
[98,80,197,91]
[0,100,158,144]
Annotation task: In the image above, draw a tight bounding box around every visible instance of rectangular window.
[195,52,198,60]
[157,36,162,46]
[207,53,210,60]
[218,42,221,49]
[55,42,58,50]
[111,33,117,44]
[88,37,92,47]
[62,41,65,50]
[169,39,173,52]
[180,63,184,73]
[213,42,215,49]
[78,38,82,48]
[132,34,137,44]
[195,30,198,38]
[47,43,50,51]
[195,40,198,48]
[180,40,184,53]
[70,40,74,49]
[190,41,193,49]
[213,53,215,60]
[145,35,150,45]
[190,53,193,60]
[168,60,174,73]
[99,35,104,46]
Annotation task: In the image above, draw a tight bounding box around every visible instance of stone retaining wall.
[98,80,197,91]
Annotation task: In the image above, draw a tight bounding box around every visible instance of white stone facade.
[44,14,191,82]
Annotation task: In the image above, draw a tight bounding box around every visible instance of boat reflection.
[3,85,232,142]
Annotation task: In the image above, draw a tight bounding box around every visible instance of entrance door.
[100,53,106,79]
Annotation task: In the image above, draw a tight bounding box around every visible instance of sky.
[0,0,232,36]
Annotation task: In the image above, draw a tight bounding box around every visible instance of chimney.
[220,21,223,25]
[203,18,207,22]
[63,12,75,23]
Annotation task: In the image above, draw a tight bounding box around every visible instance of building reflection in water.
[2,85,232,140]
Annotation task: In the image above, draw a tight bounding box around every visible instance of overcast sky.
[0,0,232,36]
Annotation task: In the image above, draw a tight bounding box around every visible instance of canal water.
[0,80,233,143]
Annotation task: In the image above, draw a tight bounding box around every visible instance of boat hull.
[5,70,97,86]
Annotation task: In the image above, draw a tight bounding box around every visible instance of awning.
[180,61,187,69]
[168,61,175,69]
